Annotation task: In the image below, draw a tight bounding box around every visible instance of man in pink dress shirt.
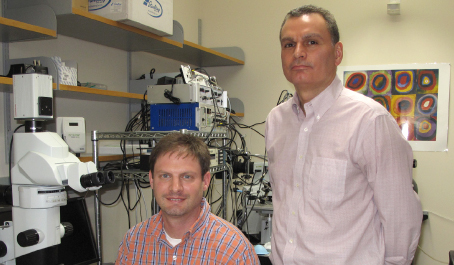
[265,5,422,265]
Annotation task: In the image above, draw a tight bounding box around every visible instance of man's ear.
[334,41,343,66]
[202,171,211,191]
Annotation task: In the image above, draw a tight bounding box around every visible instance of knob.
[0,241,7,257]
[17,229,39,247]
[61,222,74,238]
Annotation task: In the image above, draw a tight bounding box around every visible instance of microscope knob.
[61,222,74,238]
[17,229,39,247]
[0,241,7,257]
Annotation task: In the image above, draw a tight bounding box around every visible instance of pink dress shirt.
[265,76,422,265]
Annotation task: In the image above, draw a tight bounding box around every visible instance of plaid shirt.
[115,198,259,265]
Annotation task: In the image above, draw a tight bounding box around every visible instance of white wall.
[199,1,454,264]
[2,0,454,264]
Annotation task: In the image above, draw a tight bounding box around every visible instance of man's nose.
[294,43,306,59]
[170,177,182,192]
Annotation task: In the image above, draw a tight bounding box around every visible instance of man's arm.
[229,242,260,265]
[115,233,130,265]
[362,114,422,265]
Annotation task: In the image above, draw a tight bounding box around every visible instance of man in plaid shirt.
[116,133,259,264]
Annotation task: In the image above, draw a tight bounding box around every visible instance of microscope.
[0,73,114,265]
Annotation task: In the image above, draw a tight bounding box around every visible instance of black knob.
[17,229,39,247]
[61,222,73,238]
[0,241,7,257]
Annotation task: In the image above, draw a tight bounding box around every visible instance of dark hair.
[279,5,340,45]
[149,133,210,177]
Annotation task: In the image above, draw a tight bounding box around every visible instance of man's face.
[150,152,210,223]
[280,13,343,91]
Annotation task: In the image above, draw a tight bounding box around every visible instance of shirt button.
[289,239,293,243]
[296,184,300,187]
[292,211,296,215]
[173,256,177,261]
[317,115,320,119]
[304,127,308,132]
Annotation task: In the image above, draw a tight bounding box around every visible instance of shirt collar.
[292,76,343,119]
[185,198,211,239]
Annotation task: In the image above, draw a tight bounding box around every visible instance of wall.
[199,0,454,264]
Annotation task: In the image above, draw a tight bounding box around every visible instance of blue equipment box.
[150,103,199,131]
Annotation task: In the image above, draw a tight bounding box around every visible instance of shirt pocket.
[308,157,347,208]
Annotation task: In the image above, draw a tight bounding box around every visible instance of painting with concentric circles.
[344,68,439,142]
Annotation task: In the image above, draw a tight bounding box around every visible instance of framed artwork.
[337,63,450,152]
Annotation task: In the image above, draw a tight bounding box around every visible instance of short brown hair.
[149,133,210,177]
[280,5,340,45]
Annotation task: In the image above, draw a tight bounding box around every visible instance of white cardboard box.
[89,0,173,36]
[51,57,78,86]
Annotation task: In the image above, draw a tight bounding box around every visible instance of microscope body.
[11,131,100,261]
[0,74,113,265]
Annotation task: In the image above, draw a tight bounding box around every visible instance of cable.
[417,245,448,264]
[230,117,265,138]
[423,210,454,223]
[163,73,182,104]
[277,89,293,105]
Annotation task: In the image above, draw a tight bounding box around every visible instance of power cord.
[417,245,447,264]
[163,73,182,104]
[416,210,454,264]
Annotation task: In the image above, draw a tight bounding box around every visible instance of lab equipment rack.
[91,129,229,263]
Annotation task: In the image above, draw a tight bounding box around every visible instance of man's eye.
[283,43,294,48]
[307,40,317,45]
[182,175,192,180]
[161,174,170,179]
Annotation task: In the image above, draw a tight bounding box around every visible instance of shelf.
[55,8,183,52]
[0,16,56,42]
[56,9,244,67]
[4,1,245,67]
[148,40,244,67]
[0,77,145,103]
[79,154,138,163]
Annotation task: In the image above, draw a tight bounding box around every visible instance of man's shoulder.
[340,88,390,116]
[124,214,160,239]
[267,98,294,124]
[269,98,293,114]
[204,213,251,244]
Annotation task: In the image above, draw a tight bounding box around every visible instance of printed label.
[89,0,111,11]
[143,0,163,18]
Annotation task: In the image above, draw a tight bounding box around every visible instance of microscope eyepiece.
[103,171,115,184]
[80,172,105,189]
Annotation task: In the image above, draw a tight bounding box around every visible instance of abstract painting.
[338,64,450,151]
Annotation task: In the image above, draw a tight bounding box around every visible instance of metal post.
[152,197,160,215]
[222,138,227,219]
[91,130,102,265]
[2,0,12,164]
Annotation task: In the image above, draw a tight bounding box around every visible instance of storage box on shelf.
[89,0,173,36]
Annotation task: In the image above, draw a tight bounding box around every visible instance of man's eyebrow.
[281,33,324,43]
[280,36,295,43]
[302,33,323,39]
[155,170,198,175]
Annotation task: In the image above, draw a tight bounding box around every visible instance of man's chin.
[162,208,186,217]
